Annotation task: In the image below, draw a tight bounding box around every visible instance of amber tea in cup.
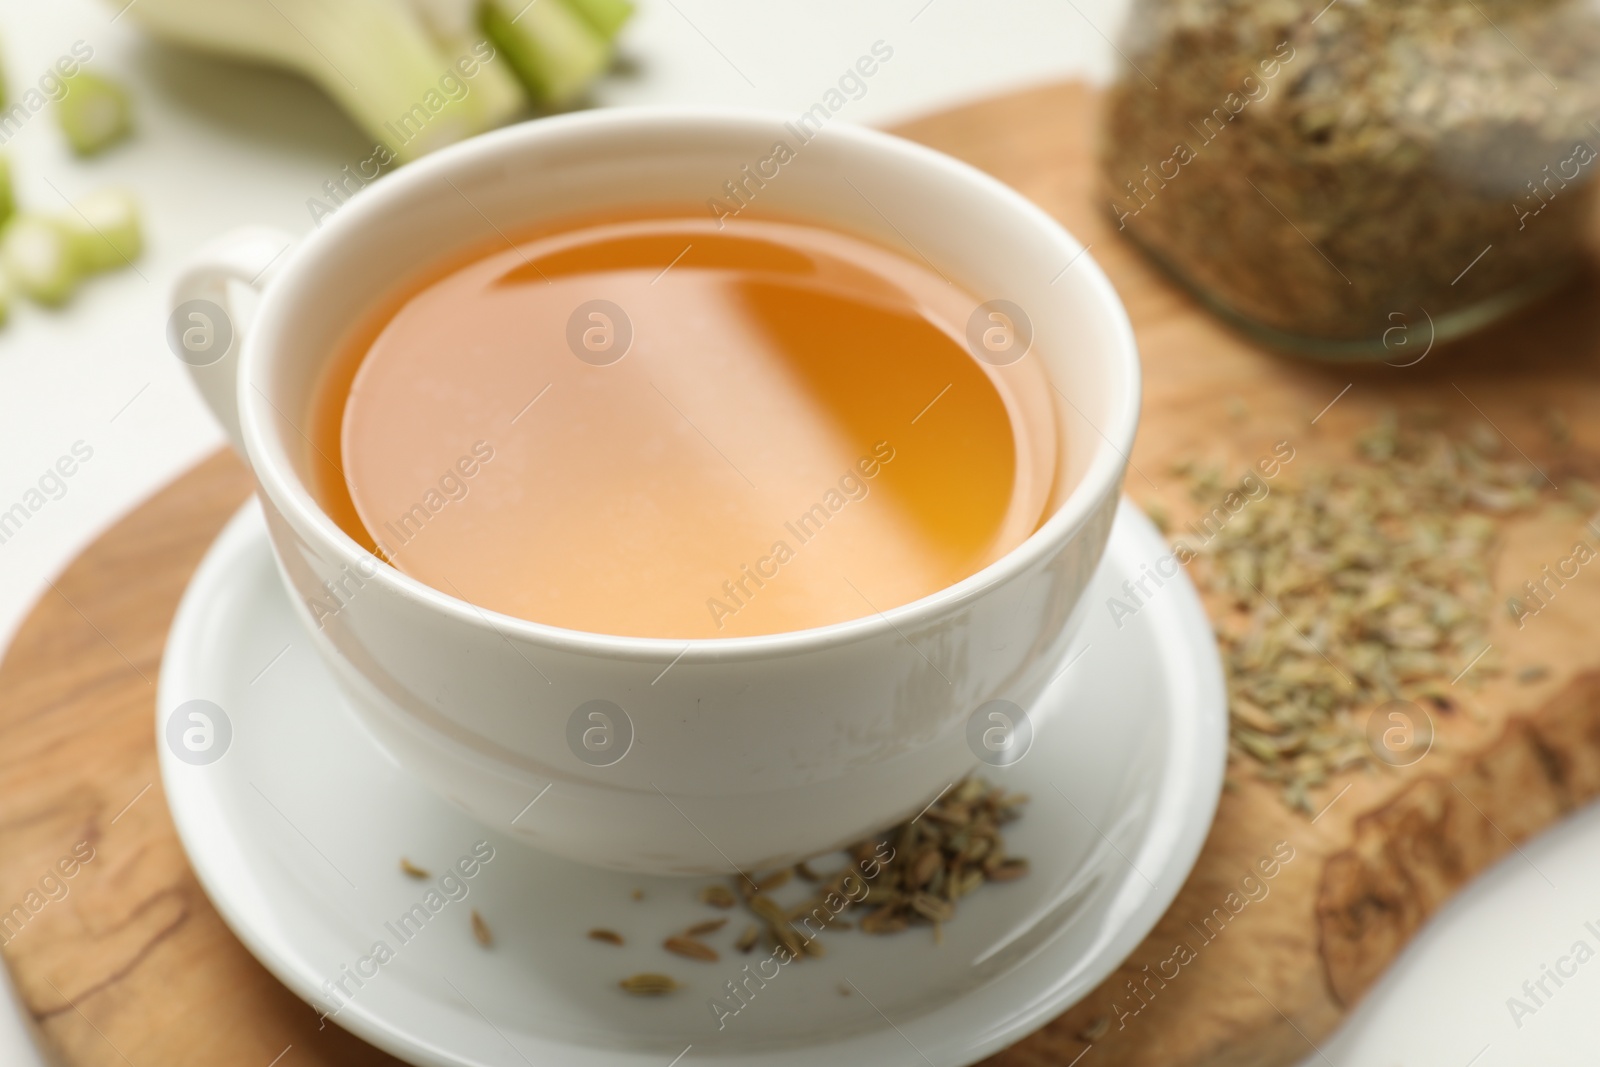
[309,212,1059,639]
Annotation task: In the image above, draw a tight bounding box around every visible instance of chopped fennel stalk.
[3,217,81,306]
[64,189,142,272]
[109,0,631,157]
[114,0,521,162]
[563,0,634,39]
[57,72,134,156]
[0,155,14,230]
[439,33,527,127]
[0,192,142,310]
[481,0,610,107]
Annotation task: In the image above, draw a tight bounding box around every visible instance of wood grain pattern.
[889,82,1600,1067]
[0,451,396,1066]
[1,82,1598,1066]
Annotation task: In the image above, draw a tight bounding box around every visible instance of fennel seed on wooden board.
[1168,414,1556,812]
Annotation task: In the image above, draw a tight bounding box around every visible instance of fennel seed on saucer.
[663,935,719,962]
[751,868,791,894]
[698,884,736,909]
[619,973,679,996]
[723,776,1029,955]
[609,777,1028,993]
[470,909,493,948]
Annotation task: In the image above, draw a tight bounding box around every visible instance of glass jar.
[1101,0,1600,357]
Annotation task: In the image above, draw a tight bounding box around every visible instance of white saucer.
[157,498,1225,1067]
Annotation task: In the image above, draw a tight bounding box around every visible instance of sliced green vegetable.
[109,0,629,157]
[63,188,142,272]
[116,0,513,162]
[480,0,610,107]
[57,72,134,156]
[440,33,527,128]
[0,268,12,327]
[3,216,80,306]
[0,155,14,230]
[561,0,634,40]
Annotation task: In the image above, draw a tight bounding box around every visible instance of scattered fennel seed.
[619,973,679,996]
[470,909,493,948]
[1175,414,1552,811]
[663,936,718,962]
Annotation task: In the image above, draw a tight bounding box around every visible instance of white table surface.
[0,2,1595,1065]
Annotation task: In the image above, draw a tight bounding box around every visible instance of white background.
[0,1,1596,1064]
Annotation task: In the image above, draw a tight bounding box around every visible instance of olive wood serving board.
[3,81,1600,1067]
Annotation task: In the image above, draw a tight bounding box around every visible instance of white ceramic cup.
[170,108,1140,875]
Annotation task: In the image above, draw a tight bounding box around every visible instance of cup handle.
[169,226,296,458]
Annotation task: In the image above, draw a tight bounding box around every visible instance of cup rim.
[242,106,1141,663]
